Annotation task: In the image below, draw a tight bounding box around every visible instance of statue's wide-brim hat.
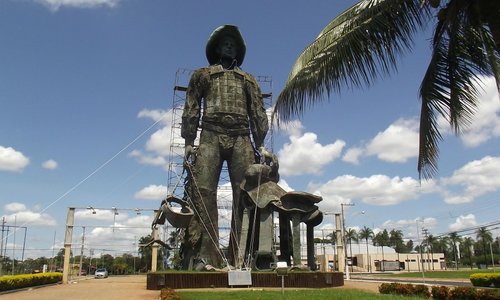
[206,25,246,66]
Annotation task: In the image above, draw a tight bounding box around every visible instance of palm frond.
[274,0,430,122]
[418,0,499,179]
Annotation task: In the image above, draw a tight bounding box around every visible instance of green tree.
[461,236,475,269]
[373,229,390,271]
[476,227,493,267]
[425,234,438,270]
[138,235,165,271]
[166,228,184,269]
[448,232,462,269]
[389,229,405,253]
[345,228,359,263]
[405,240,414,252]
[358,226,374,272]
[273,0,500,179]
[99,253,114,272]
[326,231,338,267]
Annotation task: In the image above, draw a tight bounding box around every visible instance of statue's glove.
[184,145,195,164]
[259,146,277,165]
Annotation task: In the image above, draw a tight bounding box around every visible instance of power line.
[435,220,500,238]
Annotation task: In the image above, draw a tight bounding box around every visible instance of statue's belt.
[201,117,249,136]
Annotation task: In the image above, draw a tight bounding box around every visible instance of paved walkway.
[0,276,159,300]
[1,274,471,300]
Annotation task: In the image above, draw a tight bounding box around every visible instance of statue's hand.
[259,146,270,160]
[184,145,194,163]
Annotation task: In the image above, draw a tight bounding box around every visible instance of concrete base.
[147,271,344,290]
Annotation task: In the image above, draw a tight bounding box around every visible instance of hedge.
[379,283,430,298]
[380,282,500,300]
[470,273,500,288]
[0,272,62,292]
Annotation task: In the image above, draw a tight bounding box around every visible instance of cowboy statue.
[180,25,269,269]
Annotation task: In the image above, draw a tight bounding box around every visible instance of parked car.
[94,268,108,278]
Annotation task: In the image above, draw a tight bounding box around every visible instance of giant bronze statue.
[180,25,268,268]
[152,25,323,272]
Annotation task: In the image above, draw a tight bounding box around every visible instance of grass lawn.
[177,289,424,300]
[379,269,496,279]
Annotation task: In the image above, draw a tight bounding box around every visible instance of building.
[316,252,446,273]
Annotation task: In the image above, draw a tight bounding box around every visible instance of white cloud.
[138,109,172,126]
[5,202,27,213]
[277,179,294,192]
[460,76,500,147]
[310,174,436,211]
[380,217,437,240]
[136,108,184,159]
[366,119,419,162]
[344,118,419,164]
[128,150,168,169]
[84,215,153,253]
[145,127,173,157]
[449,214,477,232]
[276,119,305,137]
[342,147,364,165]
[36,0,120,11]
[278,132,345,176]
[441,156,500,204]
[75,208,128,222]
[2,202,56,226]
[42,159,58,170]
[134,184,168,200]
[0,146,30,172]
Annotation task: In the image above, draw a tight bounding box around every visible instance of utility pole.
[79,227,86,276]
[0,217,5,275]
[416,219,425,283]
[341,203,354,280]
[12,215,16,275]
[422,228,431,270]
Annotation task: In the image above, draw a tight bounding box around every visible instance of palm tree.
[345,228,359,269]
[425,234,438,270]
[326,231,338,270]
[358,226,374,272]
[476,227,493,267]
[461,236,474,269]
[448,232,462,270]
[373,229,390,271]
[273,0,500,179]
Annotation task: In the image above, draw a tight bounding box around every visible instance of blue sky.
[1,0,499,260]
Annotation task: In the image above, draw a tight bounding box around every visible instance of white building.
[316,252,446,272]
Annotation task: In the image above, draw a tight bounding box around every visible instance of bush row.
[160,288,181,300]
[379,282,500,299]
[0,272,62,292]
[470,273,500,288]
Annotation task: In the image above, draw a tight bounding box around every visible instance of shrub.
[379,282,400,294]
[0,273,62,292]
[477,288,500,300]
[413,284,431,298]
[449,287,478,300]
[431,286,450,300]
[379,282,429,298]
[470,273,500,288]
[160,287,181,300]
